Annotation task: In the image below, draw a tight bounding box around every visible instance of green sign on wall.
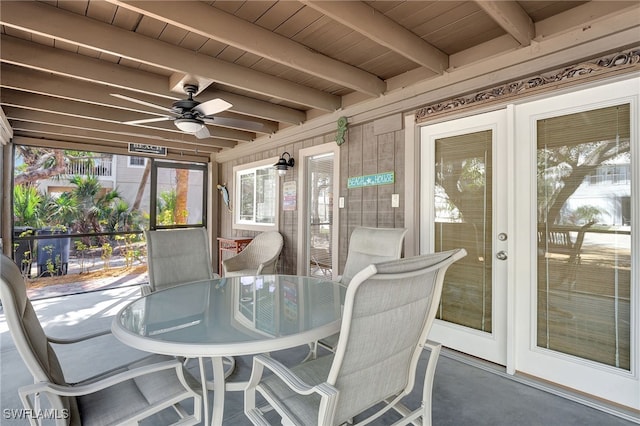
[347,171,395,188]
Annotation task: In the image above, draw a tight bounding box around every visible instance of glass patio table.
[112,275,344,426]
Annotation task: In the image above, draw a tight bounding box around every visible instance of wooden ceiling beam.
[301,0,448,74]
[0,1,341,111]
[12,122,223,152]
[475,0,534,46]
[2,64,277,135]
[1,63,168,115]
[3,108,220,153]
[0,36,305,125]
[13,136,210,163]
[0,90,246,146]
[0,91,238,149]
[107,0,386,97]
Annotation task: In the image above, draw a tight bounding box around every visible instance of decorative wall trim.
[415,48,640,123]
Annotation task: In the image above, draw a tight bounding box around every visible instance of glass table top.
[113,275,344,357]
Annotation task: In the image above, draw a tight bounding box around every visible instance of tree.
[437,136,629,227]
[437,156,490,226]
[132,159,151,211]
[174,169,189,224]
[67,175,124,238]
[538,139,629,224]
[14,147,67,185]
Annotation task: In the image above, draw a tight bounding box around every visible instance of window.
[233,158,279,231]
[128,156,146,167]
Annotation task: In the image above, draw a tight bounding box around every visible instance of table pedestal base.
[196,356,237,426]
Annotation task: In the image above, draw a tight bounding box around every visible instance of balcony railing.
[66,157,113,177]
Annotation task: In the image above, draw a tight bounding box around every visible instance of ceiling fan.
[112,84,233,139]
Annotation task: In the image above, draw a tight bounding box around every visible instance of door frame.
[296,142,340,278]
[150,160,208,229]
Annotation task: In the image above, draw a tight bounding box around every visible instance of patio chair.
[145,227,235,377]
[143,227,217,295]
[0,253,202,426]
[537,220,594,265]
[307,227,407,359]
[339,226,408,285]
[244,249,467,426]
[537,220,595,294]
[222,231,284,277]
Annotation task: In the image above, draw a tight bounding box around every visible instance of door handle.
[496,251,508,261]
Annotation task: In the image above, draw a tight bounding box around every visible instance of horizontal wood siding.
[216,117,405,275]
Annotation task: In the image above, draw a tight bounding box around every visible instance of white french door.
[418,78,638,409]
[514,78,639,409]
[420,110,509,365]
[297,143,340,279]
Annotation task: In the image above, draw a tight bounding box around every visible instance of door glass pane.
[537,104,631,370]
[308,153,334,278]
[155,165,205,226]
[434,130,493,332]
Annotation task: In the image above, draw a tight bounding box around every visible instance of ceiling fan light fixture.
[174,117,204,134]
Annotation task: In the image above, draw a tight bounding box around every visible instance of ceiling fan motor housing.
[171,84,201,114]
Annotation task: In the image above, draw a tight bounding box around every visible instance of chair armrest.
[256,252,280,275]
[250,354,337,397]
[47,328,112,345]
[245,354,338,419]
[20,358,188,398]
[222,253,246,273]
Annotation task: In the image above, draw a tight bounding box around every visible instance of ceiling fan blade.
[124,116,172,125]
[194,125,211,139]
[193,98,232,117]
[111,93,173,113]
[203,116,271,134]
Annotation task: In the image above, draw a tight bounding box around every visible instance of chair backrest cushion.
[145,228,214,291]
[328,249,466,424]
[0,254,77,423]
[341,227,408,285]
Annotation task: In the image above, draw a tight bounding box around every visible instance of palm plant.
[157,189,177,225]
[68,175,120,233]
[36,192,78,227]
[104,198,137,233]
[13,184,43,276]
[13,184,44,228]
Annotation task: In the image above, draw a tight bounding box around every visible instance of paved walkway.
[26,272,147,300]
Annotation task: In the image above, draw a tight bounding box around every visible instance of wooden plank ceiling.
[0,0,636,161]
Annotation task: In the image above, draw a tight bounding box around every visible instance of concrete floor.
[1,285,638,425]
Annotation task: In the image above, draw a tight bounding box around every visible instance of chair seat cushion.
[78,355,199,425]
